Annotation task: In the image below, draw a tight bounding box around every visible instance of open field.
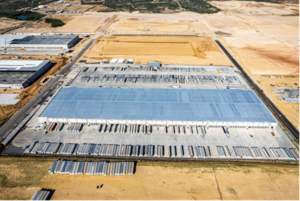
[0,17,25,30]
[0,157,298,200]
[53,16,106,33]
[108,17,212,35]
[210,1,299,16]
[0,56,69,128]
[82,36,232,65]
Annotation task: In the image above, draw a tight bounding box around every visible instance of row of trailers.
[216,146,299,160]
[98,123,206,136]
[80,74,241,86]
[45,123,83,132]
[103,66,208,73]
[46,122,64,132]
[25,142,211,158]
[48,160,135,176]
[31,189,53,200]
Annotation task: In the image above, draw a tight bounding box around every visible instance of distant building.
[0,35,80,51]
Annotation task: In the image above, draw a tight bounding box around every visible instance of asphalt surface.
[215,40,299,140]
[0,38,96,141]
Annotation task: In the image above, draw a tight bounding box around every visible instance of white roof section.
[0,60,51,71]
[110,58,119,63]
[117,58,125,63]
[0,94,19,105]
[0,35,26,46]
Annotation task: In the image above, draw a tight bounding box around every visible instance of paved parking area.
[12,124,294,159]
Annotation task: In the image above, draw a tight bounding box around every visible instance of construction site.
[82,36,232,66]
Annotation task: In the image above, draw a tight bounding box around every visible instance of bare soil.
[0,158,298,200]
[82,36,232,65]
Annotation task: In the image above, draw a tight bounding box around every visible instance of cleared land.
[82,36,232,65]
[0,158,298,200]
[108,16,212,35]
[53,16,106,33]
[0,17,25,30]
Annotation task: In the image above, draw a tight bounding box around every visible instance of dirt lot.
[53,16,106,33]
[0,158,298,200]
[108,17,212,35]
[0,17,25,30]
[0,56,69,127]
[82,36,232,65]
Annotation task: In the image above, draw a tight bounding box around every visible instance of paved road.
[0,38,96,140]
[215,40,299,140]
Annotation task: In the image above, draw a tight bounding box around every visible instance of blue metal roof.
[39,87,276,123]
[148,62,160,67]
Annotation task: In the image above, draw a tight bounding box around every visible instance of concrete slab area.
[0,94,19,105]
[12,124,294,160]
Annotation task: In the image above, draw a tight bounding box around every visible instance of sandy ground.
[0,158,298,200]
[53,16,106,33]
[82,36,232,65]
[108,17,212,35]
[0,56,69,127]
[0,17,25,30]
[210,1,299,16]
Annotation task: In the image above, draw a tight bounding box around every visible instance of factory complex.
[7,63,295,162]
[0,35,80,50]
[0,60,52,88]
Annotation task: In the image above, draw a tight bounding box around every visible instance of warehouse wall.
[22,61,52,88]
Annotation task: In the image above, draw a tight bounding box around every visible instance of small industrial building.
[39,87,277,128]
[0,60,52,88]
[0,35,80,50]
[148,62,160,67]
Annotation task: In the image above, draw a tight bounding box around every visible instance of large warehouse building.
[39,87,277,128]
[0,35,80,50]
[0,60,52,88]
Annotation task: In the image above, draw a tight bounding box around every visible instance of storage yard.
[81,36,232,66]
[48,160,135,175]
[0,157,298,200]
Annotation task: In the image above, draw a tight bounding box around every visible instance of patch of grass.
[261,167,282,175]
[0,158,52,188]
[45,18,65,27]
[0,11,45,21]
